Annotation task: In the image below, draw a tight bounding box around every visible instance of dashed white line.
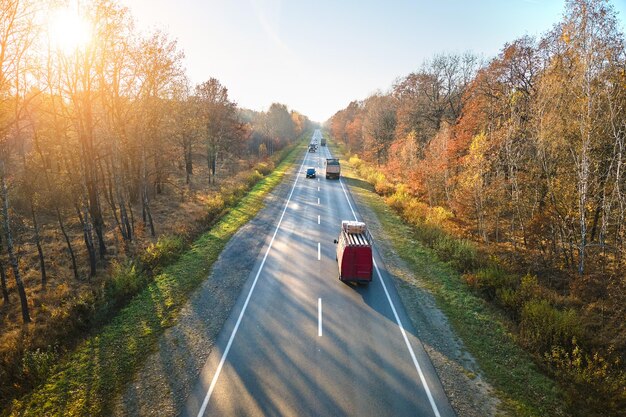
[317,197,320,205]
[318,186,320,192]
[317,242,321,260]
[318,215,320,225]
[318,298,323,337]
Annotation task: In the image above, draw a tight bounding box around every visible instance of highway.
[182,129,455,417]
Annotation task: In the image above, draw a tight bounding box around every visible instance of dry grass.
[5,140,305,417]
[0,151,289,408]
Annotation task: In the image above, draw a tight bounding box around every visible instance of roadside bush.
[413,222,447,247]
[255,161,274,176]
[548,344,626,415]
[246,170,264,188]
[349,155,363,170]
[385,186,411,212]
[22,347,59,387]
[433,235,480,272]
[222,183,249,207]
[469,265,515,300]
[495,287,520,316]
[105,261,144,301]
[204,194,226,225]
[519,299,582,354]
[374,177,395,195]
[425,206,453,226]
[363,169,389,194]
[140,235,185,274]
[402,198,430,226]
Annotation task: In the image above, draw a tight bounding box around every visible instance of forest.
[329,0,626,413]
[0,0,311,408]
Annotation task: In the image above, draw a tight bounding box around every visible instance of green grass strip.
[335,146,566,417]
[8,139,307,417]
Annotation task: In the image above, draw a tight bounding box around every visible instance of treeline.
[0,0,311,405]
[330,0,625,413]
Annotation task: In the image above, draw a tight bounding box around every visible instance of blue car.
[306,167,316,178]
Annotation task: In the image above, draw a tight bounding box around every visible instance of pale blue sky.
[120,0,626,122]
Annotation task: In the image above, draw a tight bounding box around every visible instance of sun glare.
[48,9,92,54]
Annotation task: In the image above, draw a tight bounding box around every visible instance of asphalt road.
[182,130,456,417]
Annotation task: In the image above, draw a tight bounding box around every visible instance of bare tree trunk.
[109,143,132,242]
[0,229,9,303]
[184,136,193,185]
[141,147,155,236]
[56,207,78,280]
[30,200,46,288]
[142,189,155,237]
[75,202,96,278]
[128,199,135,238]
[81,115,107,260]
[207,144,217,185]
[155,153,164,195]
[1,171,30,323]
[119,195,132,242]
[0,259,8,304]
[91,192,107,261]
[103,159,126,242]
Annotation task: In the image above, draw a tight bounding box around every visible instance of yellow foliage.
[425,206,453,226]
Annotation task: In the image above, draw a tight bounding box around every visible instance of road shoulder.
[111,150,304,417]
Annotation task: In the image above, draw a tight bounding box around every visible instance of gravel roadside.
[111,153,303,417]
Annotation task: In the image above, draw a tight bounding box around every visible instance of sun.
[48,8,92,54]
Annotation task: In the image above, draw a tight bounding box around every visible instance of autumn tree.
[194,78,241,184]
[362,93,397,165]
[0,0,38,322]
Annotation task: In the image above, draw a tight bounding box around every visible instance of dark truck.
[334,221,373,284]
[320,137,327,146]
[325,158,340,179]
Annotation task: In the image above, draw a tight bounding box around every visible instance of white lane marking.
[317,197,320,205]
[318,215,320,225]
[318,298,323,337]
[196,145,310,417]
[318,186,320,192]
[318,242,321,260]
[338,178,442,417]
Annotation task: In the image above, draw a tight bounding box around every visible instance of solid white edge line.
[338,178,442,417]
[196,144,310,417]
[318,298,322,337]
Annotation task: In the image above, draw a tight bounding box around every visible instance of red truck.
[334,221,373,284]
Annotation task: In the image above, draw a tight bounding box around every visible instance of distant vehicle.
[333,221,373,284]
[306,167,316,178]
[321,137,327,146]
[308,144,317,152]
[325,158,340,179]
